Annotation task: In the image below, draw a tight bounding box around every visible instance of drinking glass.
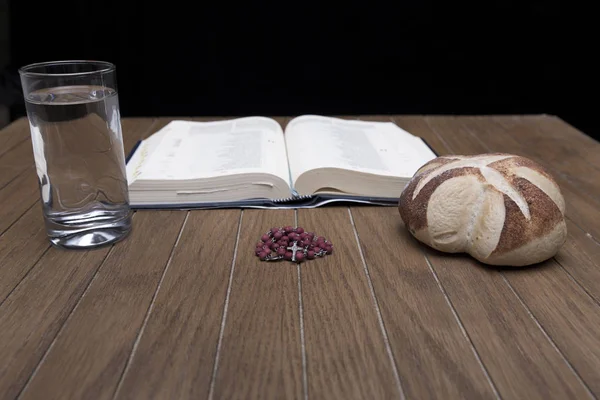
[19,60,132,249]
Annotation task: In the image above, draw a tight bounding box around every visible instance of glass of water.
[19,60,132,249]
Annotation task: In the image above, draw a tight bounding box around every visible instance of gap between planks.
[295,209,309,400]
[500,274,595,399]
[207,210,244,400]
[347,208,406,400]
[422,252,502,399]
[15,236,121,399]
[112,211,190,400]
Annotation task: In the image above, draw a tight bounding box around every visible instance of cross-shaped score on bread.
[399,153,567,267]
[412,154,533,219]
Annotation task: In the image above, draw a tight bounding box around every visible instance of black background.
[6,0,599,140]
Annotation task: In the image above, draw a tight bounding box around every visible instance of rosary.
[255,226,333,263]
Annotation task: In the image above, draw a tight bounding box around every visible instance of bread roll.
[398,153,567,266]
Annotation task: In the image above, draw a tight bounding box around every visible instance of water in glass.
[25,84,132,248]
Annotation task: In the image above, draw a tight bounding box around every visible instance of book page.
[285,115,436,184]
[134,118,290,184]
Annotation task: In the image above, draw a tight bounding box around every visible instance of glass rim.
[18,60,115,77]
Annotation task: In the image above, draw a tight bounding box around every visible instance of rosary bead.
[261,234,270,242]
[273,231,283,240]
[296,227,304,234]
[277,247,286,256]
[259,251,268,260]
[284,251,293,260]
[307,250,315,259]
[295,252,305,262]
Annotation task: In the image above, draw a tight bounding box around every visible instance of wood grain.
[0,117,30,158]
[0,169,41,234]
[211,209,303,400]
[554,220,600,304]
[504,261,600,396]
[350,207,498,398]
[298,207,400,400]
[495,115,600,174]
[0,245,111,399]
[424,247,593,399]
[19,211,188,400]
[0,139,34,190]
[115,210,241,400]
[0,204,49,304]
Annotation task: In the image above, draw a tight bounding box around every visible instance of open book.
[125,115,437,209]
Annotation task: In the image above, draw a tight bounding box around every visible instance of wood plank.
[496,115,600,172]
[0,246,111,399]
[0,169,40,234]
[19,210,188,400]
[423,248,592,399]
[114,210,241,400]
[0,117,30,158]
[350,206,498,398]
[298,207,400,400]
[211,209,303,400]
[423,116,600,241]
[504,262,600,395]
[0,204,49,304]
[554,220,600,304]
[393,115,594,398]
[0,139,34,190]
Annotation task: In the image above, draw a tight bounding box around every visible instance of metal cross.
[287,241,302,262]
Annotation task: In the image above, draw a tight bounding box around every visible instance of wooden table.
[1,115,599,400]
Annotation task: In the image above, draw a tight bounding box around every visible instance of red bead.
[270,227,279,234]
[317,236,325,242]
[273,231,283,240]
[277,247,286,256]
[313,246,321,253]
[255,248,262,256]
[261,234,270,242]
[296,252,305,262]
[325,245,333,254]
[299,232,308,240]
[284,226,293,233]
[307,250,315,259]
[259,251,268,260]
[307,232,315,239]
[284,251,293,260]
[282,235,289,242]
[302,239,311,247]
[257,241,264,247]
[296,227,305,234]
[264,247,271,254]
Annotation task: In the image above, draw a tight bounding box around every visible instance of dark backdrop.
[6,0,599,140]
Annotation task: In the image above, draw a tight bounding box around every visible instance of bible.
[125,115,437,209]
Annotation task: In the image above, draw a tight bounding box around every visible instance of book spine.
[272,194,313,203]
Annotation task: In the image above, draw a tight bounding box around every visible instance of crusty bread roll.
[398,153,567,266]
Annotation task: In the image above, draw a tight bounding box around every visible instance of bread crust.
[398,154,567,266]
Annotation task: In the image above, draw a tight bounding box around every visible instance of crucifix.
[287,241,302,262]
